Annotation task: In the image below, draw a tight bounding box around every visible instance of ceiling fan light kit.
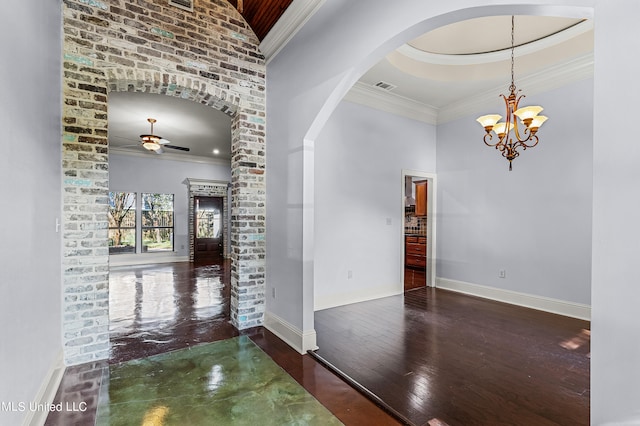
[139,118,189,154]
[477,16,548,171]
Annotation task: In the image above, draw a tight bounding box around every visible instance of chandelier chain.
[509,15,516,93]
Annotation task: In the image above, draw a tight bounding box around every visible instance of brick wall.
[62,0,266,365]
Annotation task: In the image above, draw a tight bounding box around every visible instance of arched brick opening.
[62,0,265,366]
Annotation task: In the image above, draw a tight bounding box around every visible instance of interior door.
[194,196,223,261]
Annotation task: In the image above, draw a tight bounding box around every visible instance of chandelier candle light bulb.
[476,16,548,171]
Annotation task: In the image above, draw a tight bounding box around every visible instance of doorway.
[194,196,224,262]
[402,170,437,290]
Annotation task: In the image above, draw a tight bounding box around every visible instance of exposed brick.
[62,0,266,365]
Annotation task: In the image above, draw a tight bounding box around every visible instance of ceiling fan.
[139,118,190,154]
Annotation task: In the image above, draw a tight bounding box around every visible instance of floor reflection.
[46,261,401,426]
[95,338,342,426]
[108,261,237,363]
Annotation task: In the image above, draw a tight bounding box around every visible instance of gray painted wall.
[0,0,62,424]
[109,153,231,258]
[267,0,640,422]
[314,101,436,309]
[436,78,593,305]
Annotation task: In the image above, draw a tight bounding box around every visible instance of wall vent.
[374,81,397,91]
[168,0,193,12]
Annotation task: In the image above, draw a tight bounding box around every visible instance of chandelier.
[476,16,548,171]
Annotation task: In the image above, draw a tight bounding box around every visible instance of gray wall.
[591,1,640,423]
[0,0,62,424]
[314,101,436,309]
[267,0,640,422]
[109,153,231,257]
[436,78,593,305]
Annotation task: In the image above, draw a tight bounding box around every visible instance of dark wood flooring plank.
[314,287,590,426]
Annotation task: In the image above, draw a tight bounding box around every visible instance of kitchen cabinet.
[414,180,427,216]
[405,235,426,290]
[405,236,426,267]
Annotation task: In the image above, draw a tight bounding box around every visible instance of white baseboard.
[436,277,591,321]
[23,350,65,426]
[264,311,318,354]
[314,285,402,311]
[109,253,189,267]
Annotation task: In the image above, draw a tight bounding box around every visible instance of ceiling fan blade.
[153,146,164,154]
[164,144,190,152]
[158,138,171,145]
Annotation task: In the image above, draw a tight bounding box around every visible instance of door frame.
[193,195,224,261]
[401,169,437,288]
[187,178,230,261]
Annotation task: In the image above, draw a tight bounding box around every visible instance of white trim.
[402,170,438,289]
[344,82,438,125]
[264,311,318,354]
[436,277,591,321]
[438,52,594,124]
[315,285,402,311]
[109,253,189,267]
[109,146,231,166]
[260,0,325,63]
[23,351,65,426]
[343,53,593,125]
[396,20,593,66]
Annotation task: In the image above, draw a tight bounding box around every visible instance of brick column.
[230,107,266,329]
[61,54,110,365]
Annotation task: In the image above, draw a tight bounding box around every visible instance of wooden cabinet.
[405,235,426,290]
[405,236,426,268]
[414,180,427,216]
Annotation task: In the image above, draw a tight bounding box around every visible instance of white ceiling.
[108,91,232,162]
[107,15,593,161]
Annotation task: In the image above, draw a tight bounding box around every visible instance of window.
[108,192,136,254]
[142,193,174,252]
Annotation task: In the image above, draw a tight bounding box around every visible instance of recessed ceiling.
[108,92,232,161]
[408,16,583,55]
[356,15,593,112]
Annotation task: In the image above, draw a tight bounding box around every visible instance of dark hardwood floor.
[314,286,590,426]
[45,261,399,425]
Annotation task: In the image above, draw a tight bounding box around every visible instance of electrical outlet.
[499,269,506,279]
[386,217,392,225]
[347,270,353,279]
[272,287,276,298]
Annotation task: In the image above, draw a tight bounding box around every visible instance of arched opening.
[61,0,266,366]
[289,4,594,423]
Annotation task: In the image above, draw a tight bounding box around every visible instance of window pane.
[108,229,136,253]
[108,192,136,254]
[142,228,174,252]
[142,193,174,227]
[196,208,221,239]
[141,193,174,252]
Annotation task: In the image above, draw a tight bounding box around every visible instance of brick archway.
[61,0,265,366]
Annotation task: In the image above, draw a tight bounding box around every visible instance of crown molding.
[344,53,593,125]
[437,52,594,124]
[259,0,325,63]
[109,146,231,166]
[343,82,439,125]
